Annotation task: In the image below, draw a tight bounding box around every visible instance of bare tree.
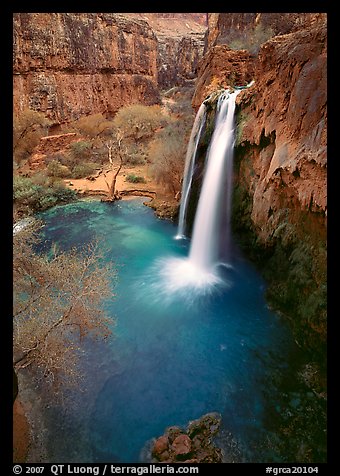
[13,222,115,390]
[102,131,126,201]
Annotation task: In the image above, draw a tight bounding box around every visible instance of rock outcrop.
[192,45,255,109]
[151,413,223,463]
[13,13,160,124]
[204,13,325,52]
[232,16,327,353]
[191,14,327,355]
[123,13,206,89]
[236,18,327,224]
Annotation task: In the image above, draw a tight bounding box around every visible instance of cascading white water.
[153,89,240,296]
[176,102,207,239]
[188,89,240,272]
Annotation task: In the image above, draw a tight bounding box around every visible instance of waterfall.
[154,89,240,296]
[176,102,207,239]
[188,89,240,273]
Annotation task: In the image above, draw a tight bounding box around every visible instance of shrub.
[13,175,76,213]
[69,141,93,160]
[149,120,190,195]
[47,160,72,178]
[71,162,97,179]
[125,174,146,184]
[13,109,51,165]
[113,104,169,144]
[72,113,115,138]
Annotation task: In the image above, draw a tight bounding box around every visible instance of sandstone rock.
[152,435,168,455]
[236,15,327,228]
[192,46,255,110]
[151,413,223,463]
[13,13,160,123]
[171,434,192,456]
[114,14,207,89]
[165,426,183,444]
[204,13,325,52]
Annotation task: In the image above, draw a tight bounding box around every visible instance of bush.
[69,141,93,160]
[149,120,190,195]
[13,109,51,165]
[72,113,115,138]
[71,163,97,179]
[113,104,169,144]
[47,160,72,178]
[13,175,77,213]
[125,174,146,184]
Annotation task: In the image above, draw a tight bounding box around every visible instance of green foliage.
[69,140,92,160]
[113,104,169,143]
[125,152,148,165]
[72,113,115,139]
[47,160,72,178]
[71,162,98,178]
[13,175,76,213]
[125,174,146,184]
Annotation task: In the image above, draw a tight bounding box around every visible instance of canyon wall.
[13,13,160,124]
[193,14,327,355]
[192,46,255,109]
[122,13,206,89]
[204,13,324,51]
[13,13,206,123]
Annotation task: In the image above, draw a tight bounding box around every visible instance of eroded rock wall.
[232,16,327,353]
[204,13,325,51]
[192,46,255,108]
[13,13,160,124]
[236,17,327,233]
[191,14,327,354]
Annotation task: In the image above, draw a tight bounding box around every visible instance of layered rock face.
[192,45,255,109]
[13,13,160,124]
[232,16,327,353]
[205,13,324,51]
[191,14,327,354]
[236,18,327,230]
[123,13,206,89]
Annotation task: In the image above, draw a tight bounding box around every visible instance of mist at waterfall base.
[34,198,307,463]
[166,90,240,299]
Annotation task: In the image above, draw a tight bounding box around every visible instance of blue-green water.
[35,198,305,463]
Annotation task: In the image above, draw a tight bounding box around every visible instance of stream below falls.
[23,198,325,463]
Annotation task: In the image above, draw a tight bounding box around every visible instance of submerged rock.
[151,412,223,463]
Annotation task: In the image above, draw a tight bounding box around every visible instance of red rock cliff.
[192,13,327,352]
[192,46,255,109]
[205,13,324,51]
[236,15,327,239]
[13,13,160,124]
[233,16,327,351]
[122,13,206,89]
